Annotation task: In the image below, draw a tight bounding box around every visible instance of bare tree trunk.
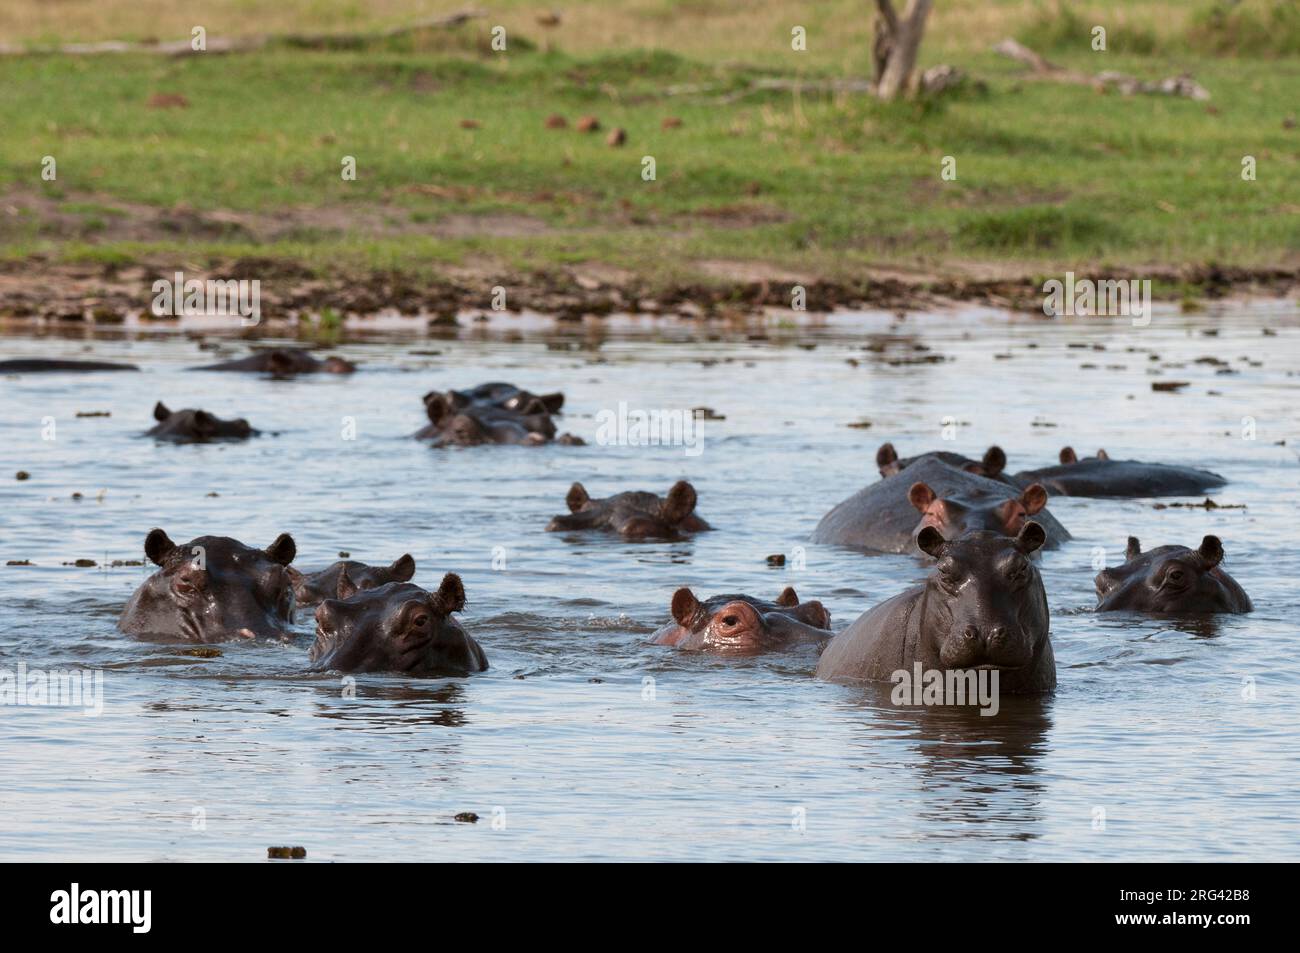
[872,0,935,100]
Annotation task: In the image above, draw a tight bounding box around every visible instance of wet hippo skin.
[812,456,1070,554]
[309,572,487,676]
[545,481,710,539]
[816,523,1056,693]
[288,554,416,607]
[1012,447,1227,497]
[118,529,297,643]
[191,348,354,376]
[1095,535,1251,613]
[146,401,257,443]
[652,586,831,654]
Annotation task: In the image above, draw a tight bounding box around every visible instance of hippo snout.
[942,622,1032,670]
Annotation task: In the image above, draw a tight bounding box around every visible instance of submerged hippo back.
[1012,457,1226,498]
[812,457,1069,554]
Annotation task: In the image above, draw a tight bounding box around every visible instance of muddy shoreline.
[1,257,1296,327]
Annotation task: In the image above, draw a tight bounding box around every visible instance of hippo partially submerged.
[146,402,257,443]
[1095,535,1251,614]
[118,529,297,642]
[876,442,1011,484]
[1012,447,1227,497]
[812,456,1069,554]
[414,386,581,446]
[0,358,140,373]
[545,481,709,539]
[309,572,486,676]
[816,523,1055,694]
[192,348,354,376]
[288,554,416,607]
[652,586,831,654]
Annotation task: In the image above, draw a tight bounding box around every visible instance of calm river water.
[1,301,1297,861]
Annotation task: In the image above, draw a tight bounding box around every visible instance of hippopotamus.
[811,456,1069,554]
[146,401,257,443]
[288,554,416,607]
[876,442,1012,484]
[448,382,564,416]
[192,348,355,376]
[1011,447,1227,497]
[1095,535,1252,614]
[816,523,1055,694]
[545,481,709,539]
[118,529,297,642]
[651,586,831,654]
[0,359,139,373]
[414,388,582,446]
[309,572,487,675]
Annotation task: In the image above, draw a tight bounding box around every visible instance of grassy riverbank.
[0,0,1297,315]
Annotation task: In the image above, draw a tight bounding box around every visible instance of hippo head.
[310,573,487,675]
[1095,536,1252,614]
[877,442,1007,479]
[118,529,297,642]
[422,391,555,445]
[659,586,831,654]
[287,554,416,607]
[452,383,564,415]
[322,356,356,374]
[909,479,1048,546]
[1059,446,1109,465]
[549,480,706,538]
[916,523,1050,672]
[151,401,254,442]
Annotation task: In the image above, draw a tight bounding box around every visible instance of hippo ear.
[336,567,359,600]
[982,445,1007,477]
[908,482,936,513]
[566,482,590,512]
[423,392,452,424]
[431,572,466,614]
[916,526,947,558]
[144,528,176,566]
[1197,535,1224,569]
[876,442,899,473]
[1059,446,1078,465]
[153,401,171,422]
[540,392,564,414]
[265,533,296,566]
[390,553,416,581]
[775,586,799,607]
[661,480,697,525]
[1126,536,1142,561]
[1096,448,1110,461]
[1015,521,1047,554]
[671,587,701,627]
[1020,483,1048,515]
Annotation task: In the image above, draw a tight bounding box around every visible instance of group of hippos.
[4,347,1253,697]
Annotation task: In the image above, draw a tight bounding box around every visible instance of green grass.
[0,12,1297,289]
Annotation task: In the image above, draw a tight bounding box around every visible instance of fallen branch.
[993,38,1210,101]
[0,11,485,56]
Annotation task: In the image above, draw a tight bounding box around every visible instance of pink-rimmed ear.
[671,587,701,627]
[876,442,899,474]
[390,553,416,581]
[1015,521,1047,554]
[1020,483,1048,515]
[909,482,937,512]
[1059,446,1078,465]
[775,586,799,607]
[336,567,359,600]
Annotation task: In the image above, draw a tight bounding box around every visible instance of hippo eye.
[721,614,740,627]
[411,612,430,629]
[1164,568,1187,587]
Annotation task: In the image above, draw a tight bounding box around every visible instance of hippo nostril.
[962,625,980,642]
[988,626,1007,647]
